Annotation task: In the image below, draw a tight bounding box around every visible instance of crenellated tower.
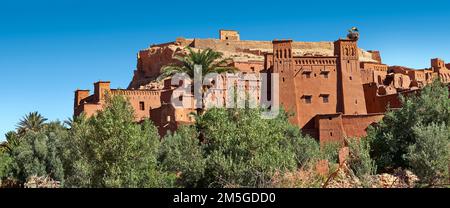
[334,39,367,115]
[272,39,300,124]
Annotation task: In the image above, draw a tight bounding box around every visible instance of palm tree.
[0,141,7,154]
[158,47,238,115]
[16,112,47,134]
[1,131,19,154]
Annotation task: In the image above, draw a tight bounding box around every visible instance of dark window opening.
[139,102,145,111]
[303,96,312,104]
[322,95,329,103]
[330,132,333,136]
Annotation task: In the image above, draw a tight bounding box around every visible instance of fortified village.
[74,29,450,144]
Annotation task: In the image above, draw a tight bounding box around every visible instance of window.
[322,95,329,103]
[139,102,145,111]
[322,71,329,78]
[303,71,311,78]
[303,95,312,104]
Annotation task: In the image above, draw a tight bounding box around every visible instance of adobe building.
[74,29,450,144]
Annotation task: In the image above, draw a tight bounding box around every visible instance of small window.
[139,102,145,111]
[322,95,329,103]
[303,96,312,104]
[322,71,329,78]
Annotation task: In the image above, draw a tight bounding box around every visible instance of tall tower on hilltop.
[334,38,367,115]
[272,39,300,124]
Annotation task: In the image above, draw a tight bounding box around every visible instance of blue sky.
[1,0,450,140]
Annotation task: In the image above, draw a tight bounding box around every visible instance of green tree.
[285,125,321,168]
[368,79,450,170]
[347,138,376,179]
[64,95,175,188]
[320,141,341,164]
[405,123,449,186]
[17,112,48,135]
[158,47,237,115]
[196,108,311,187]
[7,121,67,184]
[159,126,206,187]
[0,151,12,180]
[2,131,19,154]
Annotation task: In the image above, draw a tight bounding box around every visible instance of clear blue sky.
[1,0,450,140]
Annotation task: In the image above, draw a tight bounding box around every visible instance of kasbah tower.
[74,29,450,145]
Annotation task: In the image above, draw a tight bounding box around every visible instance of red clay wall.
[315,114,346,145]
[342,114,384,138]
[293,57,339,128]
[314,113,383,145]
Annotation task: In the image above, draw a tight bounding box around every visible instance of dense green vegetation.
[1,80,449,188]
[367,79,450,186]
[0,95,319,188]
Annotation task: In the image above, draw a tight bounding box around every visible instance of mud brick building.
[74,29,450,144]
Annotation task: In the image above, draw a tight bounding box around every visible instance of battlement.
[431,58,446,69]
[111,89,162,96]
[219,29,240,41]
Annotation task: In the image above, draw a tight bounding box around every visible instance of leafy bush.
[320,141,341,163]
[64,95,175,188]
[0,152,12,180]
[195,108,320,187]
[159,126,206,187]
[368,79,450,170]
[278,124,320,168]
[7,122,67,184]
[405,123,449,186]
[347,138,376,178]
